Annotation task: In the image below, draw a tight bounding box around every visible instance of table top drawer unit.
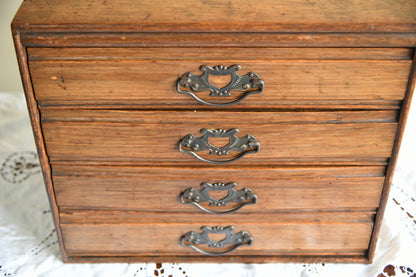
[12,0,416,264]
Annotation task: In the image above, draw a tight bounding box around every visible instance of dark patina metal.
[180,226,253,256]
[178,128,260,164]
[176,65,264,106]
[180,182,257,214]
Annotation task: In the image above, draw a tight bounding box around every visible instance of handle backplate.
[179,128,260,164]
[180,182,257,214]
[180,226,253,256]
[176,65,264,107]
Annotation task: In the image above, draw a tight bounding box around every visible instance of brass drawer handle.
[178,128,260,164]
[176,65,264,107]
[180,182,257,214]
[180,226,253,256]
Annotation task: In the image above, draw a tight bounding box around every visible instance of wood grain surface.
[29,58,411,108]
[40,110,397,165]
[368,51,416,261]
[12,0,416,33]
[60,210,375,224]
[61,212,374,255]
[42,109,399,124]
[12,0,416,264]
[19,32,416,48]
[53,165,385,212]
[28,47,414,61]
[63,255,373,263]
[52,165,387,178]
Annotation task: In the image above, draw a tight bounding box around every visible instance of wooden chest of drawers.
[12,0,416,263]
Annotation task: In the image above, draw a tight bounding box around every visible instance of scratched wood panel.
[52,163,386,213]
[12,0,416,33]
[53,164,387,212]
[52,164,387,178]
[61,212,374,255]
[40,110,398,165]
[28,47,414,61]
[19,32,416,48]
[42,109,399,124]
[60,210,375,224]
[29,59,411,108]
[53,171,384,212]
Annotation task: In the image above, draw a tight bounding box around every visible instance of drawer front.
[28,48,412,108]
[61,212,374,257]
[41,110,398,165]
[53,165,385,212]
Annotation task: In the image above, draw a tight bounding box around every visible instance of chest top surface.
[12,0,416,33]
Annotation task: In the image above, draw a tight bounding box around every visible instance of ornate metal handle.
[178,128,260,164]
[180,182,257,214]
[176,65,264,107]
[180,226,253,256]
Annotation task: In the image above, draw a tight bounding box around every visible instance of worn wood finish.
[42,110,399,124]
[62,223,373,255]
[29,59,411,108]
[368,52,416,261]
[55,176,383,212]
[40,110,398,165]
[61,212,374,255]
[19,32,416,48]
[53,164,387,176]
[12,0,416,264]
[28,47,414,61]
[53,167,385,212]
[38,100,403,110]
[60,210,375,224]
[11,0,416,33]
[11,34,68,261]
[65,255,372,264]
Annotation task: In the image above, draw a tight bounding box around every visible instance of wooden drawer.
[41,110,398,165]
[60,212,374,259]
[28,47,412,109]
[53,165,385,213]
